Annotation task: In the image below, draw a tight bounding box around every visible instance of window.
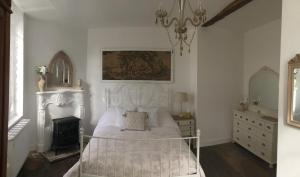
[9,3,24,127]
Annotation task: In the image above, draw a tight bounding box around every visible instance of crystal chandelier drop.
[155,0,206,56]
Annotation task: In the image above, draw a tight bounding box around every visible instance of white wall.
[197,27,243,146]
[277,1,300,176]
[243,19,281,96]
[24,16,87,148]
[85,27,198,134]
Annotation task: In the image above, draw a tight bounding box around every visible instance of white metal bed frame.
[78,84,203,177]
[79,129,202,177]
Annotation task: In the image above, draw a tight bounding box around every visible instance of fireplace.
[51,116,80,154]
[36,89,85,152]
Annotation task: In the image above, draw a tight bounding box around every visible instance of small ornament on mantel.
[76,79,83,90]
[35,66,48,92]
[239,98,249,112]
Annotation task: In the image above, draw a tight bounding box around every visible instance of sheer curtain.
[9,3,24,127]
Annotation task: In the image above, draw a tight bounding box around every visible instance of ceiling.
[15,0,282,32]
[215,0,282,32]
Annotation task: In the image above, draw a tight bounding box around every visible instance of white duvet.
[64,109,205,177]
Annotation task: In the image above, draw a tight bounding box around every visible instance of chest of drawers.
[233,110,277,168]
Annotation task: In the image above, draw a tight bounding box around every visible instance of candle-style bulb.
[158,2,163,10]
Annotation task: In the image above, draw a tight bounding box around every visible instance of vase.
[38,75,46,92]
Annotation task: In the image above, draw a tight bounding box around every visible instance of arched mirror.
[48,51,73,88]
[249,66,279,112]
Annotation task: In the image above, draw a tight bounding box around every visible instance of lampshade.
[175,92,188,103]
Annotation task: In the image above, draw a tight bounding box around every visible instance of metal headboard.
[105,84,172,111]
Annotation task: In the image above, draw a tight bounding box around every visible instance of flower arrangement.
[35,66,48,92]
[35,65,48,76]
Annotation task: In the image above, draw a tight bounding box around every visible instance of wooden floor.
[18,143,276,177]
[17,152,79,177]
[200,143,276,177]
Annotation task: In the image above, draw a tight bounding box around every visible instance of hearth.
[51,116,80,154]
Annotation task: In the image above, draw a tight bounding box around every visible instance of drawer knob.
[261,152,265,156]
[246,118,249,121]
[248,127,252,130]
[259,123,263,126]
[237,123,240,125]
[252,121,255,123]
[267,126,271,129]
[235,114,237,116]
[262,134,266,137]
[248,136,251,139]
[240,116,242,118]
[236,130,239,133]
[262,143,266,147]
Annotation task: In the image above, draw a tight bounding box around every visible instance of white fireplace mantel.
[36,89,85,152]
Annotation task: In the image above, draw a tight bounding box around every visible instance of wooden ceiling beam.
[202,0,254,27]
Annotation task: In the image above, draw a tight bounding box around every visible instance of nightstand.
[172,115,195,137]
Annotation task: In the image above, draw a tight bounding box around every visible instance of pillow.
[138,107,159,127]
[97,107,118,127]
[121,111,148,131]
[115,106,137,127]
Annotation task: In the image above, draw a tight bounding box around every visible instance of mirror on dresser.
[287,54,300,128]
[233,66,279,168]
[249,66,279,112]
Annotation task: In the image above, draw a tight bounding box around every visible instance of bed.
[64,85,206,177]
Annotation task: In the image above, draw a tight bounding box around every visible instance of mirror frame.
[287,54,300,128]
[48,51,73,88]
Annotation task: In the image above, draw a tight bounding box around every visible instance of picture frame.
[100,48,174,83]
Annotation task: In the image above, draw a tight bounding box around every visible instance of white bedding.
[64,109,205,177]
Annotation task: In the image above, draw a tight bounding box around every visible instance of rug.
[41,148,80,163]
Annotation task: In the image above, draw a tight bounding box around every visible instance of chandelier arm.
[160,17,179,28]
[184,17,203,27]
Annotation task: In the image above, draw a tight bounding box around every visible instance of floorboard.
[17,143,276,177]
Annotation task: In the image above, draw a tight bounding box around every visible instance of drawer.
[233,119,244,128]
[177,120,194,126]
[180,125,193,132]
[256,119,265,129]
[233,111,245,121]
[243,116,251,123]
[181,130,192,137]
[256,130,273,142]
[249,118,258,127]
[264,122,275,132]
[256,139,272,152]
[245,125,257,135]
[255,148,272,162]
[233,127,242,135]
[233,130,244,144]
[244,133,255,143]
[243,141,256,153]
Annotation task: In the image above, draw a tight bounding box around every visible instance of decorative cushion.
[115,106,137,127]
[122,111,148,131]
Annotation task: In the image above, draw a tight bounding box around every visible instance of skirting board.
[200,137,232,147]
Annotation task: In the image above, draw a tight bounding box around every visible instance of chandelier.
[155,0,206,56]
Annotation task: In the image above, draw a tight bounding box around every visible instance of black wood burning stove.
[51,116,80,154]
